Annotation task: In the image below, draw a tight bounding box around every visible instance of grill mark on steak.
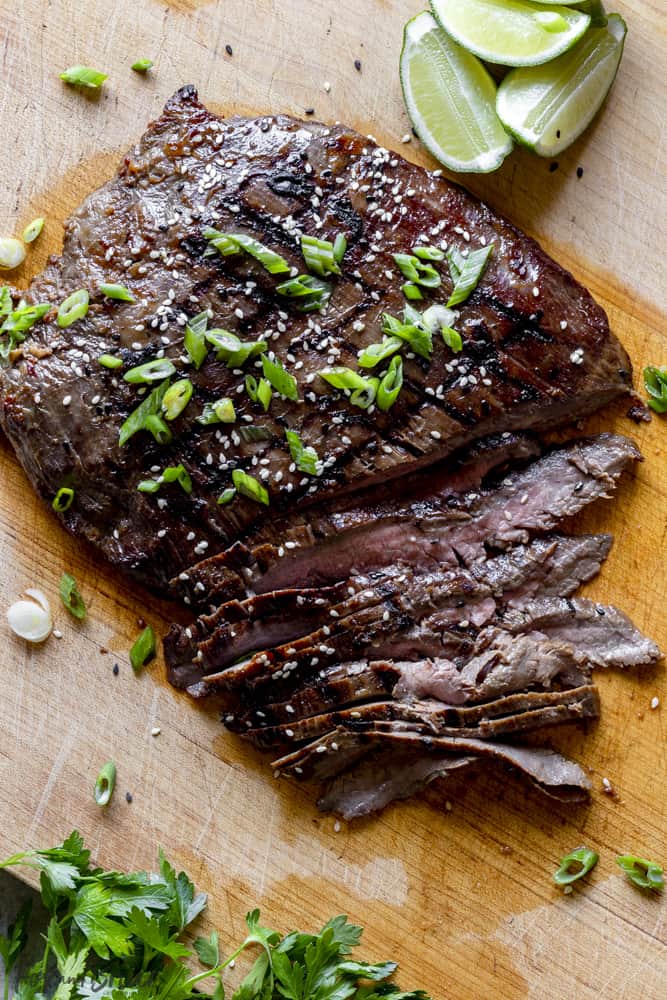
[0,87,633,590]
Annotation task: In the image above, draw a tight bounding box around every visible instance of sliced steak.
[0,86,633,590]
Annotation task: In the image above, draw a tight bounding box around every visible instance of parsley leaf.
[72,884,134,959]
[158,849,207,931]
[0,900,31,983]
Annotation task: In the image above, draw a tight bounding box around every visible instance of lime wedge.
[400,12,513,174]
[429,0,591,67]
[496,13,626,156]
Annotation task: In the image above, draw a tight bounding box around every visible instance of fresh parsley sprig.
[0,832,430,1000]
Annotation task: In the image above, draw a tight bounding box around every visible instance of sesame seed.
[151,727,161,737]
[650,696,660,710]
[532,286,540,298]
[62,395,72,406]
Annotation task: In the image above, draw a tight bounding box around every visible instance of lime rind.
[496,13,626,156]
[400,12,513,174]
[429,0,591,68]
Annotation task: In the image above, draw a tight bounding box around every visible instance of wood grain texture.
[0,2,665,997]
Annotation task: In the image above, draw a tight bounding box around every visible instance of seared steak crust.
[0,87,632,588]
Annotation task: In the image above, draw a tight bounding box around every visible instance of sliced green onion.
[447,245,494,308]
[238,424,272,443]
[60,66,107,89]
[261,354,299,401]
[57,289,89,328]
[205,328,242,356]
[131,58,153,72]
[441,327,463,353]
[22,218,45,244]
[52,487,74,513]
[333,233,347,264]
[100,282,135,303]
[119,380,172,446]
[286,429,320,476]
[377,356,403,411]
[124,357,176,383]
[0,238,26,271]
[198,397,237,424]
[59,572,86,621]
[203,228,290,275]
[301,235,342,277]
[350,378,379,410]
[401,282,423,301]
[644,366,667,414]
[318,367,369,391]
[382,312,432,359]
[553,846,599,887]
[358,336,403,369]
[94,762,116,806]
[413,245,444,261]
[225,338,268,369]
[276,274,332,312]
[245,376,273,412]
[447,247,465,283]
[184,312,209,370]
[218,487,236,505]
[130,626,156,672]
[98,353,123,369]
[137,464,192,495]
[161,379,193,420]
[232,468,269,505]
[0,286,12,315]
[616,855,664,892]
[0,302,50,359]
[393,252,441,289]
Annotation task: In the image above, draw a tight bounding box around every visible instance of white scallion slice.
[7,591,53,643]
[22,218,45,244]
[0,238,26,271]
[429,0,590,68]
[496,13,627,156]
[400,12,513,175]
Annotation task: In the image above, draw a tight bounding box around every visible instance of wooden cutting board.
[1,1,665,996]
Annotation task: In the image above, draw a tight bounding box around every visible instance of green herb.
[162,379,193,420]
[232,469,269,505]
[206,328,242,354]
[393,252,441,290]
[59,65,107,89]
[643,365,667,414]
[245,375,273,412]
[184,312,209,370]
[94,762,116,806]
[0,830,431,1000]
[22,217,45,244]
[218,487,236,505]
[0,899,31,1000]
[130,626,156,672]
[446,244,494,308]
[198,397,237,424]
[276,274,332,312]
[377,355,403,411]
[226,337,268,369]
[0,286,12,315]
[119,380,172,446]
[413,244,445,261]
[441,326,463,352]
[57,289,89,328]
[261,353,299,401]
[204,228,290,275]
[124,358,176,383]
[137,464,192,495]
[0,238,25,271]
[59,572,86,621]
[358,335,403,369]
[401,281,423,301]
[98,353,123,369]
[132,58,154,72]
[382,311,432,359]
[553,846,599,887]
[333,232,347,263]
[286,429,320,476]
[0,302,50,359]
[52,487,74,512]
[301,234,344,277]
[100,282,135,302]
[616,855,664,891]
[319,366,381,409]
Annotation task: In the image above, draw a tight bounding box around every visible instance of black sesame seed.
[113,663,119,676]
[125,791,133,803]
[549,162,559,173]
[577,166,584,179]
[305,107,315,116]
[354,59,362,72]
[225,44,233,56]
[556,130,561,138]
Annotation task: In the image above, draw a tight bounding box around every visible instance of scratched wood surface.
[0,1,665,997]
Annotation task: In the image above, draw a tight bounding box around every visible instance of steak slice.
[176,432,639,604]
[0,86,633,590]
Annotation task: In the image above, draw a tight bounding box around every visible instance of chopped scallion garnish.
[184,312,209,370]
[57,289,89,329]
[99,282,135,303]
[333,233,347,264]
[401,282,423,301]
[357,336,403,369]
[553,846,599,887]
[0,286,12,315]
[52,487,75,513]
[318,367,370,392]
[59,572,86,621]
[301,235,342,277]
[421,304,463,353]
[643,365,667,414]
[60,66,108,89]
[119,380,172,446]
[203,228,290,275]
[232,469,269,505]
[22,218,45,244]
[393,252,441,290]
[137,464,192,495]
[124,358,176,384]
[218,487,236,505]
[276,274,332,312]
[94,762,116,806]
[98,354,123,369]
[225,337,268,369]
[130,626,156,672]
[382,312,432,359]
[446,244,494,308]
[261,354,299,401]
[377,356,403,411]
[131,58,153,73]
[245,376,272,412]
[286,429,320,476]
[413,244,444,261]
[198,397,237,424]
[0,302,50,359]
[161,379,193,420]
[616,855,664,892]
[441,326,463,353]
